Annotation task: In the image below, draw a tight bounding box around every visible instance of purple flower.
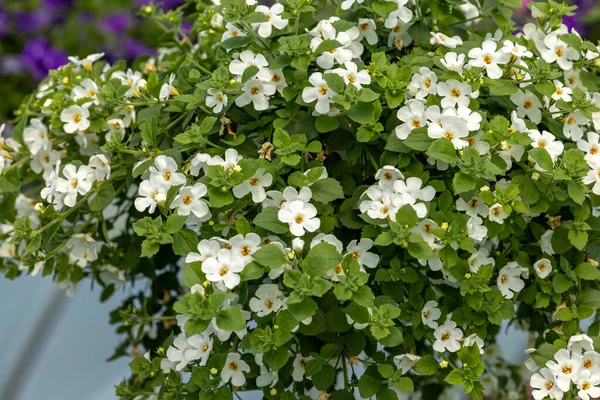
[137,0,185,11]
[16,11,53,32]
[0,12,8,38]
[100,13,133,35]
[43,0,74,6]
[21,39,68,80]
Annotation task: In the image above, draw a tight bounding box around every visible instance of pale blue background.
[0,275,529,400]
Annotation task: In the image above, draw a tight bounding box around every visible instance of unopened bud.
[464,273,472,279]
[531,172,540,181]
[292,238,304,253]
[439,360,448,368]
[210,367,218,375]
[441,222,449,230]
[480,186,490,192]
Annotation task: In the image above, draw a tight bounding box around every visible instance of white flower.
[376,166,404,186]
[529,130,564,162]
[393,354,420,374]
[430,32,463,48]
[565,69,582,89]
[357,18,377,45]
[187,239,220,265]
[433,320,463,352]
[229,233,262,264]
[106,118,125,142]
[562,111,587,142]
[384,0,413,28]
[31,148,60,179]
[456,196,488,217]
[209,148,243,171]
[497,262,525,299]
[346,238,379,269]
[89,154,111,181]
[68,52,104,71]
[236,79,276,111]
[310,29,361,69]
[428,115,469,149]
[440,52,465,73]
[23,118,50,155]
[488,203,508,224]
[60,105,90,134]
[421,300,441,329]
[159,73,179,101]
[135,177,166,214]
[186,332,213,366]
[582,351,600,377]
[530,367,564,400]
[584,161,600,195]
[540,32,580,70]
[551,80,572,102]
[443,106,482,132]
[249,284,283,317]
[232,168,273,203]
[388,21,413,49]
[149,155,186,190]
[311,233,344,253]
[577,370,600,400]
[569,334,594,354]
[278,200,320,236]
[437,80,472,108]
[56,164,93,207]
[292,354,312,382]
[467,216,488,242]
[221,353,250,387]
[463,334,485,354]
[253,4,288,38]
[229,50,269,80]
[302,72,337,115]
[468,40,510,79]
[65,233,99,267]
[547,348,583,391]
[190,153,211,176]
[72,78,99,105]
[501,40,533,59]
[408,67,437,99]
[171,183,210,218]
[533,258,552,279]
[222,23,246,42]
[577,132,600,163]
[395,100,427,140]
[468,251,495,274]
[510,90,542,124]
[332,61,371,89]
[341,0,363,10]
[202,249,245,289]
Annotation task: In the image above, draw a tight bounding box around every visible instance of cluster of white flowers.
[529,335,600,400]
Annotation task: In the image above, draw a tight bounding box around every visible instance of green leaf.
[312,364,336,390]
[394,377,414,393]
[313,39,342,56]
[208,187,234,208]
[499,0,522,7]
[575,263,600,280]
[568,181,586,204]
[254,207,289,234]
[528,148,554,171]
[426,138,458,163]
[251,243,288,269]
[568,229,588,251]
[301,242,342,277]
[413,355,439,375]
[372,1,399,17]
[316,116,339,133]
[358,374,381,398]
[240,261,264,282]
[0,168,21,193]
[183,262,204,288]
[88,183,115,211]
[165,214,188,234]
[395,204,418,227]
[172,229,199,257]
[216,307,246,331]
[235,216,251,236]
[220,35,253,50]
[289,297,318,321]
[310,178,345,203]
[453,172,477,194]
[348,102,376,124]
[263,346,290,371]
[552,273,572,294]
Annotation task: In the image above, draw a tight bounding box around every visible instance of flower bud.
[292,238,304,253]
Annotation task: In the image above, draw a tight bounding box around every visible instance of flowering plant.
[4,0,600,399]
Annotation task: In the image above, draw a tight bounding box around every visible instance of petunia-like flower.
[170,183,210,218]
[208,148,243,171]
[433,319,463,352]
[456,196,488,217]
[235,79,276,111]
[467,216,488,242]
[68,52,104,71]
[331,61,371,89]
[185,239,221,264]
[577,132,600,163]
[530,367,564,400]
[437,80,472,108]
[88,154,111,181]
[135,176,166,214]
[395,100,427,140]
[384,0,413,29]
[393,353,420,374]
[159,73,179,101]
[253,4,288,38]
[222,23,246,43]
[357,18,377,45]
[497,262,525,299]
[583,160,600,195]
[501,40,533,59]
[488,203,508,224]
[551,79,572,102]
[23,118,50,155]
[202,249,245,289]
[229,233,262,264]
[292,354,312,382]
[440,52,465,73]
[65,233,99,267]
[56,164,94,207]
[341,0,364,10]
[430,32,463,48]
[510,90,542,124]
[428,115,469,149]
[72,78,100,105]
[547,348,583,391]
[576,370,600,400]
[346,238,380,269]
[60,105,90,134]
[468,40,510,79]
[421,300,441,329]
[249,283,283,317]
[568,334,594,355]
[540,32,580,70]
[229,50,269,80]
[149,155,186,190]
[221,353,250,387]
[278,200,320,236]
[533,258,552,279]
[528,130,564,162]
[408,67,438,99]
[302,72,337,115]
[232,168,273,203]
